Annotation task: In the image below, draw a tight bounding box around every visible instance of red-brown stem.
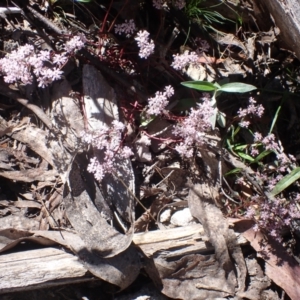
[141,130,181,143]
[100,0,114,33]
[108,0,129,33]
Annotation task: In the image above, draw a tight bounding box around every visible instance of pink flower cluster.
[134,30,155,59]
[262,133,280,151]
[239,130,299,241]
[245,195,300,242]
[115,19,136,36]
[147,85,174,115]
[65,34,86,53]
[195,37,210,54]
[253,132,280,152]
[171,50,199,70]
[82,120,133,182]
[0,44,65,87]
[238,97,264,117]
[173,100,214,157]
[250,131,281,157]
[0,35,86,88]
[276,153,296,173]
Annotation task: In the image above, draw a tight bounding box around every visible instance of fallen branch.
[0,224,247,294]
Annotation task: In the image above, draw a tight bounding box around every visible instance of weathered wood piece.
[0,247,91,294]
[255,0,300,59]
[0,224,247,294]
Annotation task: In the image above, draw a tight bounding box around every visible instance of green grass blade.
[270,167,300,196]
[233,144,248,151]
[236,151,255,162]
[225,168,243,176]
[253,150,272,163]
[269,98,284,134]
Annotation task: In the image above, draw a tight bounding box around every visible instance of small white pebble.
[170,208,195,226]
[160,208,172,223]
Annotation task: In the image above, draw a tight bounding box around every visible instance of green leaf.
[229,125,240,141]
[233,144,248,151]
[209,110,218,130]
[214,82,222,89]
[226,138,234,152]
[225,168,243,176]
[253,150,272,163]
[270,167,300,196]
[181,81,218,91]
[140,112,155,127]
[211,94,217,106]
[219,82,257,93]
[216,111,226,128]
[236,151,255,162]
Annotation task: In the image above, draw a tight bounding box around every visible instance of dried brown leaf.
[0,168,57,182]
[235,220,300,300]
[187,182,237,294]
[0,228,55,253]
[64,161,134,258]
[158,254,233,300]
[32,230,140,290]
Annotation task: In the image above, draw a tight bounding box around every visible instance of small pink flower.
[112,120,125,131]
[147,85,174,115]
[245,207,256,219]
[115,19,136,36]
[173,99,214,157]
[171,50,198,70]
[237,97,264,119]
[65,34,86,52]
[53,53,68,66]
[250,147,259,157]
[239,120,250,128]
[262,133,279,151]
[135,30,155,59]
[121,146,133,158]
[253,132,262,142]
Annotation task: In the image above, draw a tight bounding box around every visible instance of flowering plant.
[82,120,133,182]
[181,80,257,128]
[0,35,86,88]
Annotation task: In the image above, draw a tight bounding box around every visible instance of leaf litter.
[1,0,300,299]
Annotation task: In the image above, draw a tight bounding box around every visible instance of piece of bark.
[135,223,247,258]
[0,224,248,294]
[0,248,91,294]
[255,0,300,59]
